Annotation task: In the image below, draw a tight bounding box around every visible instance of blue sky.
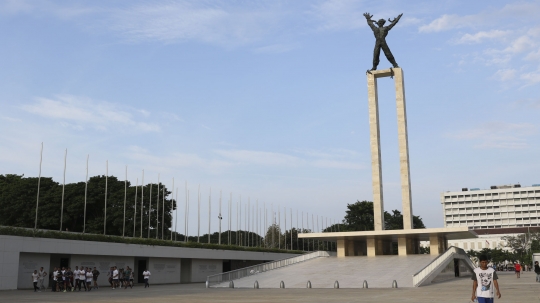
[1,0,539,232]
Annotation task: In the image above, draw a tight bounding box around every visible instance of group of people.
[40,266,101,292]
[31,265,152,292]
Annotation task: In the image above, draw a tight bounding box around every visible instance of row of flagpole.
[32,143,341,250]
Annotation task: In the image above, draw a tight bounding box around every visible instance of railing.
[206,251,332,287]
[412,246,475,287]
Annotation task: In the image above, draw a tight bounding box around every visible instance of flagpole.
[34,142,43,231]
[185,189,189,242]
[133,178,138,237]
[148,182,152,238]
[302,211,304,251]
[218,190,222,245]
[175,187,179,241]
[140,170,144,238]
[184,183,188,242]
[290,208,293,250]
[171,178,174,241]
[284,207,287,249]
[236,198,238,245]
[162,180,165,240]
[123,165,127,237]
[83,154,89,234]
[208,187,211,244]
[247,198,250,247]
[104,160,108,235]
[60,148,67,231]
[229,193,232,245]
[197,184,200,243]
[156,174,160,239]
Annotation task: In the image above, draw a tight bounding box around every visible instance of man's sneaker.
[63,290,66,292]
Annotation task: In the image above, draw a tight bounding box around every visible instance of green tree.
[0,174,177,238]
[342,200,426,231]
[264,223,283,248]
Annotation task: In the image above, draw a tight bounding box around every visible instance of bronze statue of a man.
[363,13,403,71]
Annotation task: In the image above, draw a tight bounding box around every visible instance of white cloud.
[492,69,516,82]
[21,94,160,132]
[456,30,511,44]
[254,43,299,54]
[419,14,475,33]
[308,0,365,31]
[107,1,283,47]
[0,0,95,19]
[520,69,540,87]
[419,2,540,33]
[450,122,537,149]
[215,149,301,167]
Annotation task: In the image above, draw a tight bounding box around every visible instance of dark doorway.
[223,260,231,272]
[137,260,147,283]
[60,258,69,268]
[454,259,460,277]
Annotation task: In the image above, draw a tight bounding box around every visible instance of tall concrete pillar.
[366,68,413,231]
[337,239,346,257]
[367,71,385,231]
[394,69,413,230]
[429,234,446,256]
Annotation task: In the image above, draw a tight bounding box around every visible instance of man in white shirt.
[85,267,93,291]
[112,266,119,289]
[38,267,47,290]
[143,269,151,288]
[78,267,87,291]
[32,270,40,292]
[52,267,58,292]
[73,266,80,291]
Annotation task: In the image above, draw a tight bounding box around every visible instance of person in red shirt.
[514,262,521,278]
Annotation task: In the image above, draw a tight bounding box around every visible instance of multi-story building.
[441,184,540,229]
[437,184,540,253]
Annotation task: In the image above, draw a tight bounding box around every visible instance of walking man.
[112,266,119,289]
[73,266,79,291]
[143,268,151,288]
[514,262,521,278]
[535,261,540,282]
[472,254,501,303]
[38,267,47,290]
[124,267,132,289]
[51,267,58,292]
[92,267,100,289]
[78,266,87,291]
[32,270,40,292]
[85,267,93,291]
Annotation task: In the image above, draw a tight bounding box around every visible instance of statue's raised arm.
[386,13,403,30]
[363,12,377,31]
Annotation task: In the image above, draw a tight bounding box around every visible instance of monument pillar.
[366,68,413,233]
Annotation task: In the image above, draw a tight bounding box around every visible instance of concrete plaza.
[1,271,538,303]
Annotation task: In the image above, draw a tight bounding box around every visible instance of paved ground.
[1,272,539,303]
[214,255,438,288]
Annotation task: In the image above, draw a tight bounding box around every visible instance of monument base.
[299,227,476,257]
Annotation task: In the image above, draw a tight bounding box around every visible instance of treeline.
[0,174,175,238]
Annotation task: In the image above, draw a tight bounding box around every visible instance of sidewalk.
[1,271,537,303]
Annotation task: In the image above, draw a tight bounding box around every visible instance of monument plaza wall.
[1,235,298,290]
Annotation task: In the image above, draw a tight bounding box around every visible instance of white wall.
[17,253,50,289]
[148,257,181,284]
[0,236,21,290]
[70,255,135,286]
[0,235,299,290]
[191,259,222,283]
